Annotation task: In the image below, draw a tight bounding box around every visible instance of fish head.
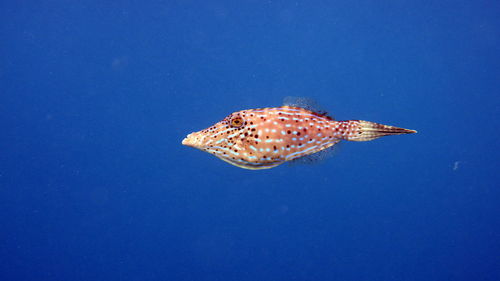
[182,111,248,153]
[182,110,283,169]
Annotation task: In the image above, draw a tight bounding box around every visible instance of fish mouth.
[181,133,194,146]
[182,132,202,148]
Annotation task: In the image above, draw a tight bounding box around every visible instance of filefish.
[182,106,416,170]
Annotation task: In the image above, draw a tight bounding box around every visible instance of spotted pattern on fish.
[182,106,416,170]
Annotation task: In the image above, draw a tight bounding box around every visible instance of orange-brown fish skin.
[182,106,416,170]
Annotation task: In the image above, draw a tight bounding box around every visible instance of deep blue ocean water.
[1,1,499,280]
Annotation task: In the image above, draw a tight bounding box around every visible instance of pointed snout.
[181,133,194,147]
[182,132,203,148]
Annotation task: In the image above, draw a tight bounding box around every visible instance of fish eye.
[230,116,244,128]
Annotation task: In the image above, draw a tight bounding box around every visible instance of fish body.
[182,106,416,170]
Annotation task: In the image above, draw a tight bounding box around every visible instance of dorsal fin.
[283,96,334,120]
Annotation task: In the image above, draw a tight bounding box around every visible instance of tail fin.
[345,120,417,142]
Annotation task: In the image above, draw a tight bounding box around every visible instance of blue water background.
[1,1,499,280]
